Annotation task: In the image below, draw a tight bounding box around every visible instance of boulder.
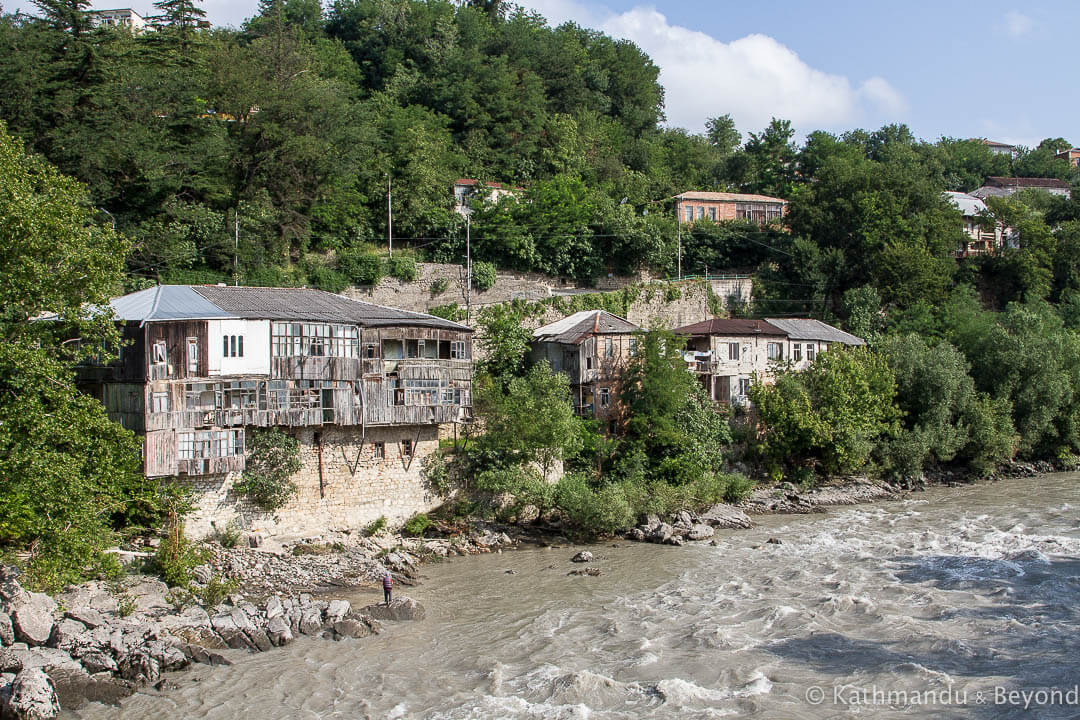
[265,617,293,647]
[146,640,189,672]
[210,614,254,651]
[264,597,284,621]
[625,528,646,542]
[641,514,662,533]
[0,614,13,647]
[360,597,425,622]
[699,504,753,530]
[331,615,378,640]
[0,574,30,608]
[76,651,117,675]
[570,551,593,563]
[170,626,226,650]
[177,644,232,667]
[47,619,88,654]
[297,608,322,636]
[11,597,55,648]
[63,608,106,631]
[567,567,602,577]
[517,505,540,524]
[663,534,684,547]
[0,648,23,673]
[686,524,714,541]
[647,523,674,545]
[117,649,160,684]
[325,600,350,624]
[191,565,212,585]
[7,668,60,720]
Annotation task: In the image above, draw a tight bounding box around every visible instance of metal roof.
[672,318,787,337]
[674,191,787,204]
[532,310,640,344]
[764,318,865,346]
[944,191,987,217]
[107,285,472,331]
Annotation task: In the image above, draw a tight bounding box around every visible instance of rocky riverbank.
[0,461,1062,718]
[0,527,518,719]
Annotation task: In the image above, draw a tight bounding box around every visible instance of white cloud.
[524,2,906,135]
[1004,10,1034,37]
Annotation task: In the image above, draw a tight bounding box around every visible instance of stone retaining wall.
[180,424,447,539]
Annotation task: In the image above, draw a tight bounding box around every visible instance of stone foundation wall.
[344,263,650,314]
[179,424,445,539]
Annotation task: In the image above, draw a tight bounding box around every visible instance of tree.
[0,123,165,590]
[743,117,796,197]
[705,114,740,155]
[30,0,92,38]
[153,0,206,52]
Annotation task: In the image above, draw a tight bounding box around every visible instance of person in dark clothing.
[383,571,393,605]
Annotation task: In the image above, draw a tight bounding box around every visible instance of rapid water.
[71,475,1080,719]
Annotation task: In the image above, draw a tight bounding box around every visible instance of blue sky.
[7,0,1076,147]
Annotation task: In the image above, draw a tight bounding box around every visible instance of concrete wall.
[179,423,445,539]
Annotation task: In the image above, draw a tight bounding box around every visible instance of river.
[70,474,1080,719]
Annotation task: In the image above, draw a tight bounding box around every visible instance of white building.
[88,8,148,32]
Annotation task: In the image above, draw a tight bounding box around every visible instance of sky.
[7,0,1077,147]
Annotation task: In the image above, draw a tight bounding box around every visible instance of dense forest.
[7,0,1080,581]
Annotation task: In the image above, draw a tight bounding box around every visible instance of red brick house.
[674,191,788,226]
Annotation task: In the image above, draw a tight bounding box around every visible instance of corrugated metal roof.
[107,285,471,331]
[944,191,987,217]
[674,191,788,203]
[985,176,1070,189]
[110,285,235,321]
[764,318,865,345]
[532,310,640,344]
[672,318,787,337]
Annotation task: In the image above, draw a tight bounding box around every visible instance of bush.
[303,259,349,293]
[430,277,450,295]
[192,574,238,607]
[338,248,385,286]
[363,516,387,536]
[152,520,207,587]
[721,473,755,503]
[386,253,418,282]
[401,513,433,537]
[429,304,466,322]
[210,522,242,548]
[471,261,497,292]
[554,474,634,536]
[235,428,301,510]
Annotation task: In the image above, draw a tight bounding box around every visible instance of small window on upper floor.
[604,338,614,358]
[364,344,379,359]
[401,439,414,458]
[807,344,816,362]
[727,342,739,361]
[586,356,594,370]
[793,344,803,362]
[767,342,783,361]
[599,387,610,408]
[152,341,167,364]
[373,442,385,459]
[450,341,467,359]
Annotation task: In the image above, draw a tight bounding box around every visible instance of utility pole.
[387,174,393,258]
[234,211,239,286]
[465,211,472,323]
[673,202,682,284]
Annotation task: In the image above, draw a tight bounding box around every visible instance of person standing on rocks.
[383,572,393,605]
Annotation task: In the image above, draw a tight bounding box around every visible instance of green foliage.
[430,277,450,295]
[191,574,239,608]
[555,474,635,536]
[428,303,466,322]
[234,428,301,510]
[475,364,585,478]
[401,513,433,537]
[750,347,899,481]
[117,594,138,618]
[363,516,387,536]
[386,252,419,282]
[475,303,534,380]
[210,522,243,549]
[152,510,207,587]
[471,260,497,292]
[337,247,385,286]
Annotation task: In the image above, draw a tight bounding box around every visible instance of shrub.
[235,428,301,510]
[401,513,433,537]
[303,260,349,293]
[192,575,238,607]
[471,261,497,292]
[386,253,418,282]
[430,277,450,295]
[338,248,385,286]
[363,516,387,536]
[152,520,206,587]
[721,473,755,503]
[211,522,242,548]
[428,304,465,321]
[554,474,634,537]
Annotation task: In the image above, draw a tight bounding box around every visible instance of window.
[708,207,717,221]
[406,339,420,358]
[152,341,167,364]
[696,206,705,219]
[401,439,413,458]
[364,344,379,359]
[604,338,614,358]
[382,339,403,359]
[271,323,358,358]
[222,381,259,410]
[684,205,693,222]
[727,342,739,361]
[450,341,467,359]
[793,344,802,362]
[187,338,199,374]
[151,392,168,413]
[739,378,751,396]
[586,356,594,370]
[767,342,783,361]
[806,344,816,362]
[599,387,610,408]
[373,442,385,459]
[223,335,245,358]
[629,338,639,356]
[177,429,243,460]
